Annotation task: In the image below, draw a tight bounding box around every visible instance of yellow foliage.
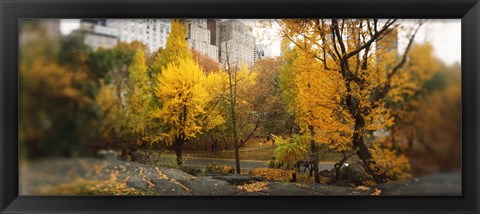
[126,49,151,138]
[370,142,412,181]
[280,19,438,182]
[151,57,224,144]
[202,70,229,130]
[290,50,353,152]
[151,20,192,72]
[95,81,124,140]
[388,43,439,103]
[152,58,207,141]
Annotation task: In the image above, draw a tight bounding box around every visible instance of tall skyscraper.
[106,19,171,53]
[186,19,219,62]
[207,19,221,48]
[219,20,256,68]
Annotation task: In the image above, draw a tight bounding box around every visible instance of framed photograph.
[1,0,479,213]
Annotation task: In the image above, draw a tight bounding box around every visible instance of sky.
[415,19,461,65]
[60,19,461,66]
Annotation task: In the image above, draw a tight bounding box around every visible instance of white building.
[79,20,118,50]
[106,19,171,53]
[187,19,219,61]
[219,20,256,68]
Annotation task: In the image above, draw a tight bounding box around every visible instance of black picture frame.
[1,0,479,213]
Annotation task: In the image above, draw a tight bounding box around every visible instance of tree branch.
[343,19,396,60]
[377,21,424,101]
[237,118,261,148]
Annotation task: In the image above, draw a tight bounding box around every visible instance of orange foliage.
[192,49,221,74]
[249,168,296,182]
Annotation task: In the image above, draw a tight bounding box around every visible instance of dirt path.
[164,156,334,172]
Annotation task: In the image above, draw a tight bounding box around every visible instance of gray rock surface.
[150,179,191,195]
[160,167,196,180]
[126,175,149,190]
[306,183,371,195]
[211,175,264,185]
[177,176,240,195]
[376,173,461,196]
[261,182,323,195]
[20,158,462,196]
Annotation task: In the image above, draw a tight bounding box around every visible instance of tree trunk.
[173,139,185,167]
[228,68,241,174]
[231,98,240,173]
[212,136,218,155]
[333,153,352,182]
[352,120,387,183]
[391,126,396,149]
[204,136,208,151]
[407,130,414,151]
[334,163,341,181]
[309,125,320,183]
[234,144,240,173]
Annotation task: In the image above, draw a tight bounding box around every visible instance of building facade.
[219,20,256,68]
[106,19,171,53]
[186,19,219,61]
[80,19,118,50]
[207,19,221,48]
[254,44,265,61]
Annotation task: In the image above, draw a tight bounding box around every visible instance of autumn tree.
[252,57,294,136]
[145,20,195,146]
[201,70,229,155]
[279,19,434,183]
[149,20,192,75]
[219,26,263,173]
[125,49,150,146]
[224,64,258,173]
[89,42,144,155]
[272,134,310,169]
[19,20,93,158]
[151,58,225,166]
[95,80,125,146]
[391,61,461,174]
